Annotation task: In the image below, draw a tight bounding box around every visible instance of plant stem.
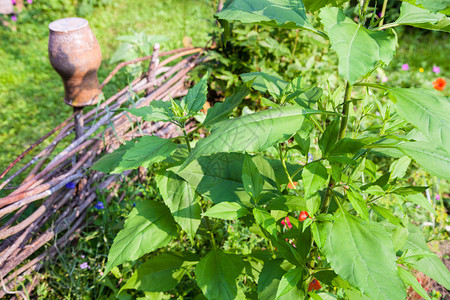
[182,127,192,152]
[320,81,352,214]
[278,144,300,196]
[198,194,217,249]
[204,216,217,249]
[379,0,388,26]
[353,82,388,90]
[320,178,335,214]
[360,0,371,23]
[338,82,353,140]
[309,116,325,133]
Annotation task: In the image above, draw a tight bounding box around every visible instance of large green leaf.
[254,207,278,236]
[401,224,450,289]
[175,153,301,204]
[203,83,251,127]
[267,195,308,211]
[398,267,431,300]
[195,249,245,299]
[276,268,303,299]
[415,0,450,13]
[258,260,305,300]
[181,106,323,169]
[258,259,288,300]
[395,141,450,180]
[319,118,339,157]
[215,0,317,32]
[202,201,249,220]
[302,161,328,197]
[174,153,248,204]
[93,136,178,174]
[91,141,135,173]
[302,0,349,12]
[393,3,450,32]
[181,74,208,115]
[319,7,397,84]
[121,253,198,292]
[313,270,352,289]
[388,88,450,151]
[322,213,406,299]
[104,201,178,275]
[346,187,369,221]
[125,100,173,122]
[242,154,264,199]
[241,72,288,97]
[156,171,201,239]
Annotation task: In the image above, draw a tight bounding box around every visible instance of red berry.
[308,279,321,291]
[299,211,309,221]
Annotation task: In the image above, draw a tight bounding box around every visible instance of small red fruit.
[308,279,321,291]
[299,211,309,221]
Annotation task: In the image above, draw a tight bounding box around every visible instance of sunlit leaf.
[320,7,397,84]
[323,213,406,299]
[393,3,450,32]
[156,171,201,239]
[216,0,317,32]
[181,106,325,169]
[401,224,450,289]
[121,253,198,292]
[388,88,450,151]
[195,249,245,299]
[104,201,178,275]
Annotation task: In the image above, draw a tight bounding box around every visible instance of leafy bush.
[91,0,450,299]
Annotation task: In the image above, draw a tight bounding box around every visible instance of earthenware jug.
[48,17,101,107]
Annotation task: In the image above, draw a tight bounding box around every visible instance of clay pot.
[48,17,101,107]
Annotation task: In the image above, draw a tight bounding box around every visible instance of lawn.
[0,0,215,177]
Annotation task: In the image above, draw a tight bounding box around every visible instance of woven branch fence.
[0,45,206,298]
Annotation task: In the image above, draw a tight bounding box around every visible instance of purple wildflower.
[432,66,440,74]
[27,0,32,3]
[94,201,104,210]
[435,194,441,201]
[401,64,409,71]
[382,76,388,83]
[66,182,76,189]
[133,202,136,207]
[80,262,90,270]
[11,15,17,22]
[11,0,16,4]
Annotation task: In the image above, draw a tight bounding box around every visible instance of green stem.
[278,144,300,196]
[309,116,325,133]
[353,82,388,90]
[182,127,192,152]
[379,0,388,27]
[378,23,400,30]
[320,178,335,214]
[205,216,217,249]
[338,82,353,140]
[320,81,352,214]
[198,194,217,249]
[360,0,371,22]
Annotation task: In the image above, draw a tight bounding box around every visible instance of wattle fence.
[0,45,206,298]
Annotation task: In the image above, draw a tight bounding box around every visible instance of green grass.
[0,0,215,180]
